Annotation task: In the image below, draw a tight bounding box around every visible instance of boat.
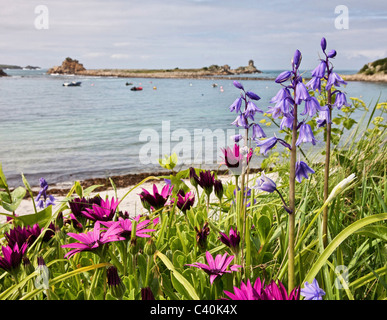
[63,81,82,87]
[130,86,143,91]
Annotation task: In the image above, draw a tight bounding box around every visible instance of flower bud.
[275,70,292,83]
[293,49,302,68]
[246,91,261,101]
[23,257,34,275]
[233,80,244,90]
[189,167,199,188]
[320,37,327,51]
[107,266,126,300]
[141,287,155,300]
[214,179,224,202]
[144,238,157,256]
[327,49,337,58]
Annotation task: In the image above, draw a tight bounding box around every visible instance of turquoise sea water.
[1,69,386,187]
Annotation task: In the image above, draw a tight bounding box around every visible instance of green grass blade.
[156,251,200,300]
[303,213,387,285]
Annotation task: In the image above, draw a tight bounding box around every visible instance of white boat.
[63,81,82,87]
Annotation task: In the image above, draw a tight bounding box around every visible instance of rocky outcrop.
[233,60,261,74]
[0,69,8,77]
[205,60,261,75]
[47,57,86,75]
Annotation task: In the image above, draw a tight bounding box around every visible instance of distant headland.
[0,64,41,77]
[46,57,263,79]
[343,57,387,83]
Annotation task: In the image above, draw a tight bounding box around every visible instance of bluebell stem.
[265,48,315,293]
[307,37,349,248]
[228,80,263,278]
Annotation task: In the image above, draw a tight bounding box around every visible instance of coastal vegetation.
[359,57,387,75]
[0,38,386,301]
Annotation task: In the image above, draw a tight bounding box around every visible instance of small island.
[47,57,262,79]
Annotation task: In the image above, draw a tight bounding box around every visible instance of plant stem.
[288,101,298,293]
[323,88,332,248]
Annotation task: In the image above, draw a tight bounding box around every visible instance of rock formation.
[233,60,261,74]
[47,57,86,75]
[0,69,8,77]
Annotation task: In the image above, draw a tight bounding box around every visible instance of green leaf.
[257,215,271,243]
[83,184,103,197]
[0,163,8,189]
[19,262,111,300]
[14,205,52,228]
[355,225,387,242]
[74,181,83,198]
[303,213,387,285]
[1,187,26,212]
[156,251,200,300]
[158,153,178,170]
[343,118,357,130]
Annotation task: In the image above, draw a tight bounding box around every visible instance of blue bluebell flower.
[229,97,242,113]
[295,161,315,183]
[296,123,318,146]
[300,279,325,300]
[252,172,277,193]
[256,136,291,155]
[333,91,350,109]
[251,123,266,139]
[316,110,331,128]
[326,72,347,90]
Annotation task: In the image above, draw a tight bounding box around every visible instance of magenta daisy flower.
[139,184,173,211]
[186,251,241,284]
[100,215,156,239]
[0,242,28,274]
[61,221,124,258]
[219,226,240,253]
[261,280,300,300]
[176,190,195,213]
[81,197,119,222]
[223,278,264,300]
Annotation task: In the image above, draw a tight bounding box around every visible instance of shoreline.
[6,168,265,219]
[59,69,270,81]
[21,167,264,198]
[50,69,387,83]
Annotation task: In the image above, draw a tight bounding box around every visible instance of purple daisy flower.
[223,278,264,300]
[139,184,173,211]
[0,242,28,274]
[82,197,119,222]
[61,221,125,259]
[176,190,195,213]
[186,251,241,284]
[219,226,240,253]
[261,280,300,300]
[101,215,156,239]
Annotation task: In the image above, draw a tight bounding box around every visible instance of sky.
[1,0,387,71]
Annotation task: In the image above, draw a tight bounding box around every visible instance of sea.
[1,68,386,188]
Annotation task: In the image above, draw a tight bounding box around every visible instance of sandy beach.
[2,172,242,223]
